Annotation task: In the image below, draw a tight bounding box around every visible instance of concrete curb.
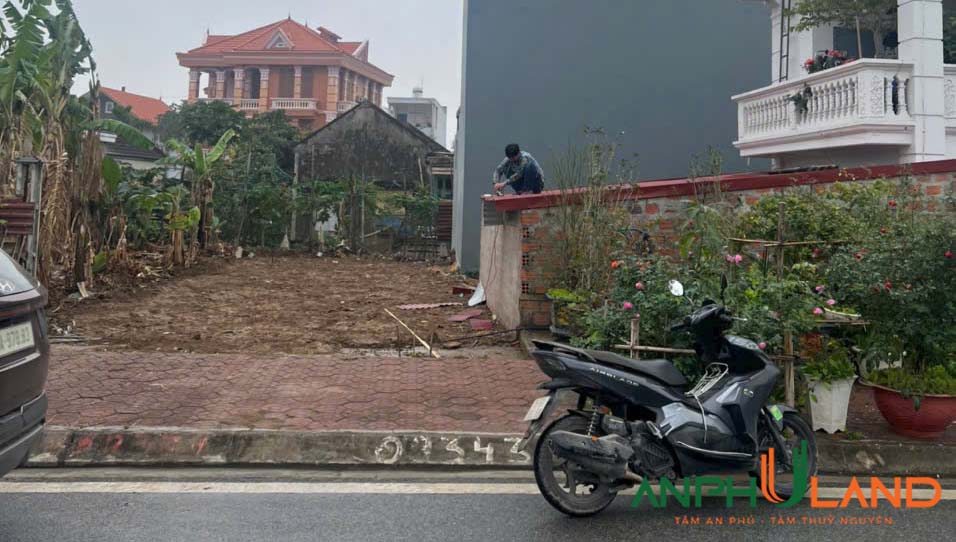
[26,426,956,476]
[27,427,532,468]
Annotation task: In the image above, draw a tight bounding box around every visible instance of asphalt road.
[0,468,953,542]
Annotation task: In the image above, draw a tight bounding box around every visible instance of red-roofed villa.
[176,18,393,132]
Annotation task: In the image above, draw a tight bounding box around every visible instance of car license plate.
[0,322,34,358]
[523,396,551,422]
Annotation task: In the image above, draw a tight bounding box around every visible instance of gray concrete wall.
[454,0,771,272]
[479,209,522,330]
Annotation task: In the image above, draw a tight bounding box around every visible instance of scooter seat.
[588,350,689,388]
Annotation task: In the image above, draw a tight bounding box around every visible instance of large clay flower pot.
[867,382,956,439]
[808,377,855,433]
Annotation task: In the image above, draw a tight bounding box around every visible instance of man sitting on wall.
[493,143,544,195]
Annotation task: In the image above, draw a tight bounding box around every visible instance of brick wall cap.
[483,159,956,212]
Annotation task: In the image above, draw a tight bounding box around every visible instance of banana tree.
[163,129,236,249]
[153,185,199,267]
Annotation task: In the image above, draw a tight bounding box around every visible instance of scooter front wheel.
[532,414,618,517]
[756,411,818,500]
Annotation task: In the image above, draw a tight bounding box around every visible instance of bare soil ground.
[53,254,507,355]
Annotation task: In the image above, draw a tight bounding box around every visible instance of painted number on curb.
[372,435,532,465]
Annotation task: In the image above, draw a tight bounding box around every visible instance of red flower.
[888,200,898,208]
[880,228,887,234]
[855,252,864,260]
[946,250,953,259]
[610,260,622,269]
[873,287,880,293]
[884,282,892,289]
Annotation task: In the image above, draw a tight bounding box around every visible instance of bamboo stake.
[629,317,640,359]
[776,203,796,408]
[384,308,441,358]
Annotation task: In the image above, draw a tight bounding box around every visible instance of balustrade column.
[187,70,200,103]
[258,67,271,112]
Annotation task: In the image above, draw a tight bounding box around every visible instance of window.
[833,27,876,59]
[104,101,114,114]
[398,113,408,123]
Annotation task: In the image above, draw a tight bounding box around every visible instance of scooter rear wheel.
[533,414,618,517]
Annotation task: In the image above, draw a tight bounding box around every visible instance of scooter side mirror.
[668,280,684,297]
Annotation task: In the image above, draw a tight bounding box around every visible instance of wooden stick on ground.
[384,308,441,359]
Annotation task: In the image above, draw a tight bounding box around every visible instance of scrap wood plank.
[397,302,462,311]
[448,309,484,322]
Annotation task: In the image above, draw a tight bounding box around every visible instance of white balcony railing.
[271,98,317,110]
[337,101,357,113]
[733,59,914,157]
[239,98,260,111]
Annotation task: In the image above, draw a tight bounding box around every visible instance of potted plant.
[801,340,857,433]
[863,365,956,439]
[825,187,956,439]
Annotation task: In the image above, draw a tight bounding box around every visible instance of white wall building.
[388,87,448,147]
[733,0,954,170]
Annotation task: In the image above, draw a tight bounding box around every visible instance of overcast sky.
[71,0,463,142]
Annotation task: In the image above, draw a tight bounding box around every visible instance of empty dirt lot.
[53,255,505,355]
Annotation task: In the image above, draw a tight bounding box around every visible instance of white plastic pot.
[807,377,855,433]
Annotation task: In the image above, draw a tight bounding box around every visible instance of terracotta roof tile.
[100,87,170,125]
[187,19,345,54]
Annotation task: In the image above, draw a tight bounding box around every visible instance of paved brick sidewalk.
[46,346,544,433]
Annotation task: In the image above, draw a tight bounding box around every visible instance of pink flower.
[884,282,892,290]
[622,301,634,310]
[813,307,824,316]
[826,299,836,306]
[758,342,767,350]
[634,282,645,291]
[946,250,953,259]
[734,254,743,264]
[814,285,825,293]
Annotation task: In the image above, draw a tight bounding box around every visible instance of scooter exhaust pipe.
[547,431,635,480]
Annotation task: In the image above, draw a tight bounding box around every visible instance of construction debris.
[469,319,494,331]
[448,309,484,322]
